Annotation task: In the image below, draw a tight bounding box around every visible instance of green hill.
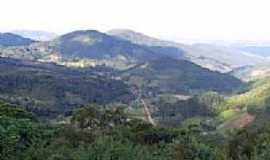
[0,30,184,70]
[119,57,244,95]
[109,29,264,72]
[224,78,270,110]
[50,30,183,63]
[214,77,270,133]
[0,58,133,118]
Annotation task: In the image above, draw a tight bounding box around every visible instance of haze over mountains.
[109,29,267,72]
[0,29,268,72]
[11,30,58,41]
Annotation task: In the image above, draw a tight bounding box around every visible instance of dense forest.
[2,100,270,160]
[0,58,133,118]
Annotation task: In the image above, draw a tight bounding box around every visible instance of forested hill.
[119,58,244,94]
[0,58,134,118]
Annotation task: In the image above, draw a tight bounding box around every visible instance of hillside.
[119,57,244,95]
[224,77,270,110]
[231,63,270,81]
[0,33,34,46]
[0,57,134,118]
[210,77,270,134]
[0,30,184,70]
[0,29,264,73]
[54,30,185,62]
[109,29,264,72]
[0,29,265,74]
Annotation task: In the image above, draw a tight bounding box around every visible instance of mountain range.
[108,29,266,72]
[0,29,267,73]
[50,30,183,61]
[11,30,58,41]
[0,29,252,118]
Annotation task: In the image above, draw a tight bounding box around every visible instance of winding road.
[141,99,156,126]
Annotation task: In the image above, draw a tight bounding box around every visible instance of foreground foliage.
[2,101,270,160]
[0,102,225,160]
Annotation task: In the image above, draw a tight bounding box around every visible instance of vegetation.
[0,102,228,160]
[0,58,133,118]
[223,77,270,112]
[228,122,270,160]
[218,109,240,120]
[120,58,243,95]
[1,68,270,160]
[3,99,270,160]
[2,30,270,160]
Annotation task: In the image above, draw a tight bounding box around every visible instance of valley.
[1,29,270,159]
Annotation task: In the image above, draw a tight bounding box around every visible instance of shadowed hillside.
[0,57,134,118]
[0,33,34,46]
[119,57,244,95]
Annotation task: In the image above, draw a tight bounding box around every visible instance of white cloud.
[0,0,269,41]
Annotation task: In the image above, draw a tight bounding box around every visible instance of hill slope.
[0,29,263,73]
[109,29,264,72]
[224,77,270,110]
[50,30,183,61]
[0,57,133,118]
[231,64,270,81]
[214,77,270,133]
[119,57,244,95]
[0,30,184,69]
[0,33,34,46]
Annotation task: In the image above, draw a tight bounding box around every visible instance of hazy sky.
[1,0,270,41]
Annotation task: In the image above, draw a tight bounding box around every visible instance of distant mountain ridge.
[50,30,183,61]
[0,29,185,69]
[238,46,270,57]
[231,63,270,81]
[108,29,265,72]
[0,33,34,46]
[108,29,181,47]
[51,30,158,60]
[0,28,265,73]
[11,30,57,41]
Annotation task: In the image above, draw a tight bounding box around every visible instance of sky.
[1,0,270,41]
